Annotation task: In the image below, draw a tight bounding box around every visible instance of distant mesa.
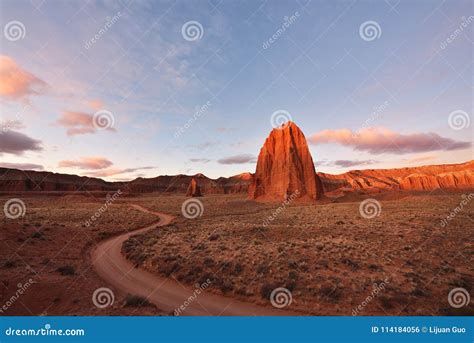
[186,178,202,197]
[248,121,323,202]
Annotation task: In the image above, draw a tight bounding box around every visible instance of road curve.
[91,204,297,315]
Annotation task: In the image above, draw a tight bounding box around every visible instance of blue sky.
[0,0,472,180]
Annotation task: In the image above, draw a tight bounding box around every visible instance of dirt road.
[91,204,295,315]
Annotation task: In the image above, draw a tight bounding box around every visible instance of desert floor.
[1,192,473,315]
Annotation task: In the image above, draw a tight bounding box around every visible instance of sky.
[0,0,472,181]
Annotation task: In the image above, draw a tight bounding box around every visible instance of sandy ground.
[123,192,474,316]
[1,191,473,316]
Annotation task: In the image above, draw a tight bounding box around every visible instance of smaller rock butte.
[249,121,323,202]
[186,178,202,197]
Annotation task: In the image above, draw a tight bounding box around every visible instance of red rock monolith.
[186,178,202,197]
[249,121,322,201]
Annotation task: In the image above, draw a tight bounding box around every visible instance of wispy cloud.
[55,111,116,136]
[58,157,113,170]
[216,127,237,132]
[0,55,47,102]
[190,158,211,163]
[84,166,156,177]
[309,127,471,154]
[0,162,44,170]
[405,154,438,164]
[316,159,379,168]
[217,154,256,164]
[0,130,43,155]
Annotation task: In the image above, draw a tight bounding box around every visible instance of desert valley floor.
[1,192,473,316]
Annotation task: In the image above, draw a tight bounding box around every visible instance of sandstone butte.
[248,121,323,202]
[186,178,202,197]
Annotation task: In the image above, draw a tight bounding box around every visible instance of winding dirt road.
[91,204,295,315]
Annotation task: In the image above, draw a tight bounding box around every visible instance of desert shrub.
[31,231,44,239]
[260,283,277,300]
[56,265,75,276]
[123,294,155,308]
[232,263,243,275]
[219,280,234,294]
[257,264,269,274]
[3,260,16,268]
[208,233,219,241]
[203,258,215,267]
[158,262,180,276]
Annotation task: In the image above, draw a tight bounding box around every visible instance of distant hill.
[0,161,472,195]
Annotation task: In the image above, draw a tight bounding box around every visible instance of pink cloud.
[58,157,114,170]
[55,111,116,136]
[309,127,471,154]
[406,154,438,164]
[85,166,156,177]
[88,99,103,110]
[0,55,47,101]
